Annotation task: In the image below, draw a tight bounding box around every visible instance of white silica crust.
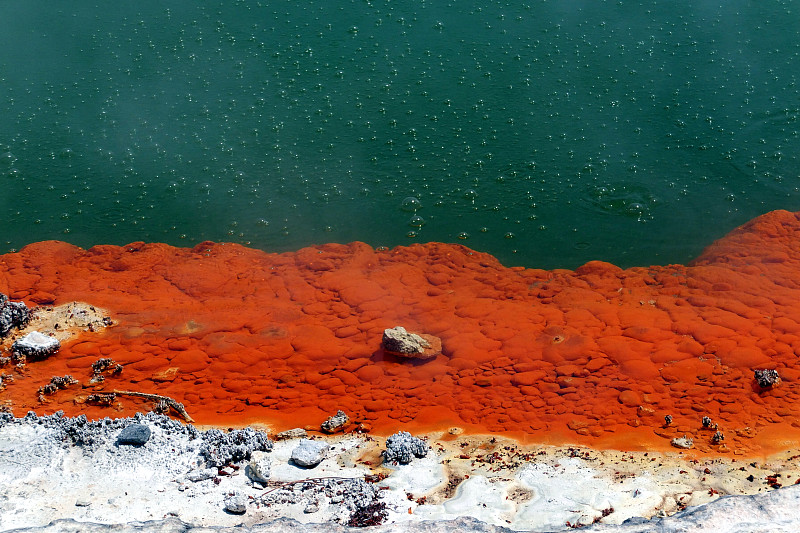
[12,330,61,360]
[18,331,59,350]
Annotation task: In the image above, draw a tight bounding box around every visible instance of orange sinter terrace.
[2,210,800,457]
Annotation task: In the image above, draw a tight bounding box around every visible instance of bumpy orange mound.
[3,210,800,456]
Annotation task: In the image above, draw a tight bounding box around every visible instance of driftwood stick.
[261,476,362,495]
[113,390,195,423]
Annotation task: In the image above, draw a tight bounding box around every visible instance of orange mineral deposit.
[3,210,800,457]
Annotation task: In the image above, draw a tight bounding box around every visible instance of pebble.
[186,468,217,482]
[276,428,307,440]
[223,493,247,514]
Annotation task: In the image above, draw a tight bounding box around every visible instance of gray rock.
[186,468,217,482]
[275,428,307,440]
[246,450,272,483]
[12,331,60,361]
[321,410,349,433]
[117,424,151,446]
[291,439,329,468]
[223,493,247,514]
[0,294,29,337]
[382,431,429,464]
[382,326,430,355]
[671,435,694,449]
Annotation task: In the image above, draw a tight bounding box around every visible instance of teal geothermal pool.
[0,0,798,268]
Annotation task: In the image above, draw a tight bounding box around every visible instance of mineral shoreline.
[2,411,800,532]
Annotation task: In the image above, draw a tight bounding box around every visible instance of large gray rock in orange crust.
[382,326,442,360]
[321,410,349,433]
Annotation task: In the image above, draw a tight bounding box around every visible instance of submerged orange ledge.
[3,210,800,456]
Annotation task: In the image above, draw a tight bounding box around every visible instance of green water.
[0,1,798,269]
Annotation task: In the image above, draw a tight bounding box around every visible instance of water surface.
[0,0,798,268]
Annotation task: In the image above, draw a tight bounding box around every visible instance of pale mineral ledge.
[2,412,800,533]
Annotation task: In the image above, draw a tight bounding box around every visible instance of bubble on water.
[463,189,478,202]
[457,232,469,240]
[480,227,488,233]
[401,196,422,212]
[257,218,269,226]
[0,152,16,166]
[409,215,426,228]
[406,230,418,238]
[626,202,645,215]
[504,232,515,239]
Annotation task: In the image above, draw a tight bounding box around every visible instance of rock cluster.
[382,431,429,464]
[12,331,60,362]
[256,476,381,525]
[0,293,28,337]
[382,326,442,360]
[0,411,199,449]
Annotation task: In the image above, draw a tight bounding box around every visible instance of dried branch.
[261,476,362,495]
[113,390,194,423]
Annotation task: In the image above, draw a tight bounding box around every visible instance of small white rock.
[224,493,247,514]
[671,435,694,449]
[247,450,272,483]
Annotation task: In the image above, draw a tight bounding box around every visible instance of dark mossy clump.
[200,427,273,467]
[0,293,29,337]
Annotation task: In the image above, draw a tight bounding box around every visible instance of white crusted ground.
[2,414,800,532]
